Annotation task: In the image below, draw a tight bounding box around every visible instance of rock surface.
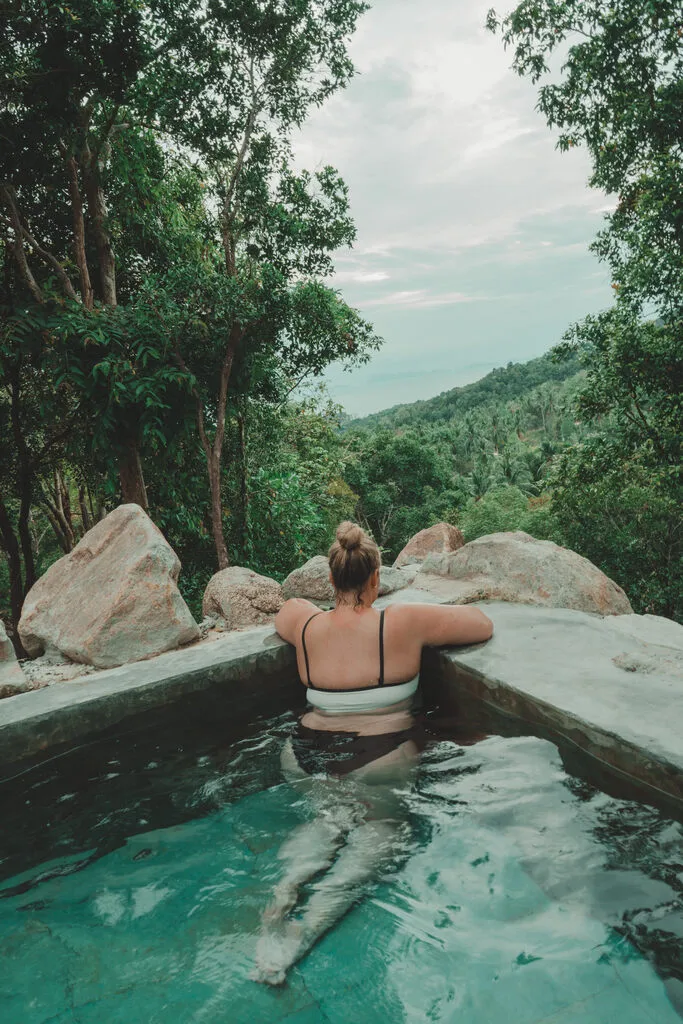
[0,625,290,765]
[203,566,283,630]
[18,504,199,669]
[420,601,683,807]
[21,650,95,688]
[282,556,334,603]
[414,531,632,616]
[0,621,30,698]
[605,613,683,651]
[282,555,415,603]
[605,613,683,679]
[378,565,419,596]
[394,522,464,568]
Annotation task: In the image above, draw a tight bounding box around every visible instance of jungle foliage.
[1,0,681,630]
[0,0,379,627]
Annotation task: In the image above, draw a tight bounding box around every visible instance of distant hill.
[346,351,582,430]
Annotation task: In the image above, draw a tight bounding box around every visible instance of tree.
[343,428,456,556]
[162,162,380,567]
[0,0,370,488]
[1,0,379,579]
[549,438,681,618]
[488,0,683,617]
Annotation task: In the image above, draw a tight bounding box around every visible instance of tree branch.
[60,142,94,308]
[0,189,44,303]
[93,104,121,162]
[222,60,262,275]
[276,369,317,409]
[625,380,668,460]
[1,185,79,302]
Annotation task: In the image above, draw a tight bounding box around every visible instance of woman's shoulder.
[274,598,322,644]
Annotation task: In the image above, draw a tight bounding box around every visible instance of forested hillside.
[348,353,582,431]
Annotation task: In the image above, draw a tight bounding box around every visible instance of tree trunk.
[118,442,148,510]
[83,152,117,306]
[53,469,75,550]
[187,326,243,570]
[64,152,94,309]
[17,482,36,593]
[78,485,91,536]
[0,495,25,627]
[8,365,37,591]
[236,408,251,560]
[43,503,71,554]
[208,455,229,569]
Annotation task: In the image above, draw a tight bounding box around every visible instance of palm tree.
[495,444,535,493]
[465,455,495,500]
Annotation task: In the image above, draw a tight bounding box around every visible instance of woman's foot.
[251,922,306,986]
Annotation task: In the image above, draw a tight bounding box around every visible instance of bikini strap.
[301,612,323,688]
[378,608,385,686]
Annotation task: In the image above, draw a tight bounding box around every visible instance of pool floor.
[1,723,682,1023]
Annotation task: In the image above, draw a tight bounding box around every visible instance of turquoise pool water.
[1,707,682,1023]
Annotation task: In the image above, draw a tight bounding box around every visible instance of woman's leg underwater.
[254,741,417,985]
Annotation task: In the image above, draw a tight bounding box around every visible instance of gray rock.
[203,566,283,630]
[19,504,199,669]
[612,650,683,679]
[282,556,335,603]
[0,620,29,698]
[3,600,683,810]
[607,613,683,680]
[282,557,417,603]
[606,613,683,651]
[22,655,95,687]
[378,565,416,596]
[415,531,632,616]
[393,522,464,568]
[0,625,293,765]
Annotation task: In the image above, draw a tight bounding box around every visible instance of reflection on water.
[0,707,682,1023]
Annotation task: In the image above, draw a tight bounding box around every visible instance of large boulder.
[0,620,30,698]
[282,556,415,604]
[203,566,283,630]
[378,565,419,596]
[282,556,334,603]
[19,504,199,669]
[414,531,632,616]
[394,522,464,568]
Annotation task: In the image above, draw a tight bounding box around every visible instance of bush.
[455,486,558,543]
[549,439,681,619]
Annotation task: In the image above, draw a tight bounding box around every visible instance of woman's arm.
[401,603,494,648]
[274,598,320,644]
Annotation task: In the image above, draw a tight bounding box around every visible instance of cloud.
[362,289,480,309]
[289,0,614,414]
[333,268,391,284]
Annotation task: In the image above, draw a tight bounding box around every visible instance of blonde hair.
[328,521,380,605]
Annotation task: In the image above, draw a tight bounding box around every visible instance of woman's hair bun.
[336,521,363,551]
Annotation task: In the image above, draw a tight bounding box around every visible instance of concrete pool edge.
[0,627,298,766]
[0,601,682,811]
[425,602,683,808]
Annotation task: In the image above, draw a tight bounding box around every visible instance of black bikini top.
[301,609,385,690]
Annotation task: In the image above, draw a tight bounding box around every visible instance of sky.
[291,0,615,417]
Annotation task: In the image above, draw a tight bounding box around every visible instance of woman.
[253,521,493,985]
